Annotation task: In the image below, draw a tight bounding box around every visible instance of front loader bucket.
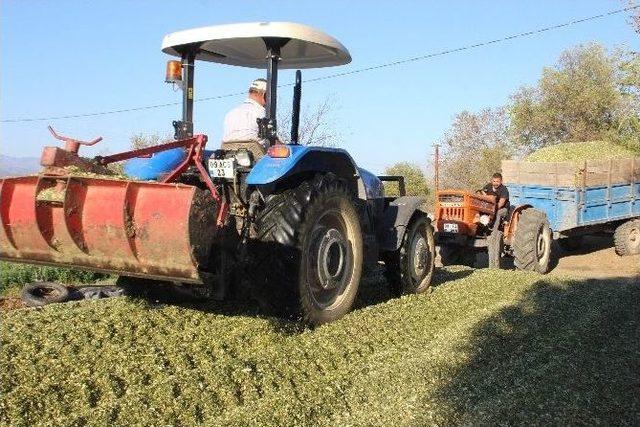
[0,175,217,283]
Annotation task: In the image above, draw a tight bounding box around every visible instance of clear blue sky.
[1,0,637,173]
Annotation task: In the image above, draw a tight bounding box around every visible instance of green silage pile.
[2,269,638,426]
[525,141,638,163]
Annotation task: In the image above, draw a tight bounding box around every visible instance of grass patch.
[1,269,638,425]
[1,262,111,296]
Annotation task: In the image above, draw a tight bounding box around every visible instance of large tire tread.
[252,174,363,325]
[512,208,551,274]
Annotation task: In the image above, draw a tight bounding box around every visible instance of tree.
[129,133,170,150]
[278,94,343,147]
[510,43,640,151]
[384,162,429,197]
[437,108,516,190]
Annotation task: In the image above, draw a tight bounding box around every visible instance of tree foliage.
[130,133,170,150]
[509,43,640,151]
[438,108,515,190]
[384,162,429,197]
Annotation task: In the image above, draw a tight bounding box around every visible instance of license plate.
[208,159,235,179]
[443,223,459,233]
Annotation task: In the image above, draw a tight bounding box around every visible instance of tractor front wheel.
[512,208,552,274]
[384,214,435,296]
[254,174,363,326]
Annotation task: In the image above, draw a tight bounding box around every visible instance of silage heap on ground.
[1,269,639,426]
[524,140,638,163]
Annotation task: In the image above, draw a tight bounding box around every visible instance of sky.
[1,0,638,173]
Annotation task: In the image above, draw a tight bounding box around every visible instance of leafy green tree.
[384,162,429,197]
[438,108,516,190]
[510,43,640,151]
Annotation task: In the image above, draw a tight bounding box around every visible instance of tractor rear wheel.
[512,208,552,274]
[384,214,435,296]
[254,174,363,326]
[614,218,640,256]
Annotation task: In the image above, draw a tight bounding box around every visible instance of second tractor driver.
[480,172,510,234]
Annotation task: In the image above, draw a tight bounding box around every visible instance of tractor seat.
[221,140,267,161]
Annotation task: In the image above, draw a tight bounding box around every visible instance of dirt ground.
[467,234,640,280]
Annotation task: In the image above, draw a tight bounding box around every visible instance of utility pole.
[433,143,440,192]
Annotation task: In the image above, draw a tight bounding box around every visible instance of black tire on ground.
[253,173,364,326]
[21,282,70,307]
[439,244,476,267]
[614,218,640,256]
[512,208,552,274]
[487,230,503,269]
[384,214,435,296]
[557,236,584,252]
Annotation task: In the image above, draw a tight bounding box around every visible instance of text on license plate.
[443,223,459,233]
[208,159,235,179]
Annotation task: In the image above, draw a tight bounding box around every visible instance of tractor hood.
[161,22,351,69]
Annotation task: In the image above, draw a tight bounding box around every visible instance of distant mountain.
[0,155,41,177]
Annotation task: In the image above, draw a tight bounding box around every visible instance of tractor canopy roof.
[161,22,351,69]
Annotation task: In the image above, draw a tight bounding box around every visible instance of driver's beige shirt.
[221,98,267,147]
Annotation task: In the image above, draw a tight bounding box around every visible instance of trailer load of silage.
[502,141,640,187]
[524,141,638,163]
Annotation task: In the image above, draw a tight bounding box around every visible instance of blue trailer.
[503,158,640,256]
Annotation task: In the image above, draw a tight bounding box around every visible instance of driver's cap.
[250,78,267,92]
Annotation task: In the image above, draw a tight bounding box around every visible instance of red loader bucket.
[0,175,217,283]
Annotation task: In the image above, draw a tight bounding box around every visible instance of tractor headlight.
[234,150,252,167]
[479,214,491,226]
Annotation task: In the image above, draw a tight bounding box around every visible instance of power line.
[2,5,637,124]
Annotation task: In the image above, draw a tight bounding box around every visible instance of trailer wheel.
[487,230,503,269]
[21,282,70,307]
[557,236,584,252]
[512,208,552,274]
[439,245,475,267]
[614,218,640,256]
[384,214,435,296]
[254,173,363,326]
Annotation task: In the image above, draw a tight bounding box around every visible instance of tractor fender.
[378,196,429,251]
[246,145,359,188]
[504,204,532,244]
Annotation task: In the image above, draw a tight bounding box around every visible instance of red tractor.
[433,190,552,273]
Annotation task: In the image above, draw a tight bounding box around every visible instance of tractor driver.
[480,173,510,232]
[222,78,269,148]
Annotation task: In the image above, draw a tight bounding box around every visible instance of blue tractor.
[173,22,436,324]
[0,22,435,326]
